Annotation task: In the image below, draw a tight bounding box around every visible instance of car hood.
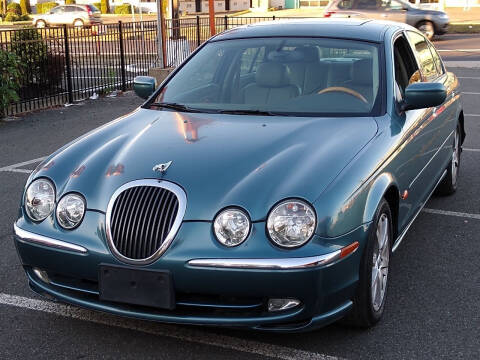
[33,108,378,221]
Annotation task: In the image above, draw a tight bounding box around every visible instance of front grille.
[108,184,180,261]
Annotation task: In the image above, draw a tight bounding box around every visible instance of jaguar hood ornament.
[153,161,173,175]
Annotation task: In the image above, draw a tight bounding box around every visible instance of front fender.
[362,172,398,225]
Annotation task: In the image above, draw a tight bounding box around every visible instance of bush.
[101,0,109,14]
[20,0,31,14]
[4,12,17,21]
[114,4,138,14]
[0,50,23,118]
[36,2,58,14]
[9,28,65,98]
[4,12,29,21]
[7,2,21,15]
[65,0,75,4]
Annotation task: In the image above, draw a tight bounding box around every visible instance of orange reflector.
[401,190,409,200]
[340,241,359,259]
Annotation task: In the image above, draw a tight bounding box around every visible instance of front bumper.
[14,212,369,332]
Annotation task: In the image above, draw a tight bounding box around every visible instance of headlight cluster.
[56,193,86,229]
[24,179,85,229]
[24,178,55,221]
[213,199,316,249]
[213,209,250,247]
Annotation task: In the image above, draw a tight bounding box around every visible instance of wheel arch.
[363,173,400,240]
[458,110,466,145]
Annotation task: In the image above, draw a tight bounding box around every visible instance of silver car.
[33,5,102,28]
[324,0,449,39]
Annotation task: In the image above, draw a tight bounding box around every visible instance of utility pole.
[209,0,215,36]
[156,0,165,68]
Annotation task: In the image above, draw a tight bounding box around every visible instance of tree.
[101,0,110,14]
[1,0,7,16]
[20,0,31,15]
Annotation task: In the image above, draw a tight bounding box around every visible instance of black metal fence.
[1,16,288,116]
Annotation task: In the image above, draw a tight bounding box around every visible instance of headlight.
[213,208,250,247]
[24,178,56,221]
[56,193,86,229]
[267,200,316,248]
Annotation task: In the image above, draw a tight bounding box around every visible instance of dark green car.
[14,19,464,331]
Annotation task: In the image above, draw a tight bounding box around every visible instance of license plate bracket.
[99,264,175,310]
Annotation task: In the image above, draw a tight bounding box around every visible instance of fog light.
[268,298,300,312]
[33,268,50,284]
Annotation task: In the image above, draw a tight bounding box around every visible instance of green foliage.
[101,0,109,14]
[65,0,76,4]
[114,4,138,14]
[36,2,58,14]
[20,0,31,14]
[7,2,21,15]
[9,28,65,96]
[4,12,29,21]
[0,50,23,118]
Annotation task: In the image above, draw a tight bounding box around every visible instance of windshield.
[152,37,382,116]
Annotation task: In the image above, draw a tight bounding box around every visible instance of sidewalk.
[241,6,480,23]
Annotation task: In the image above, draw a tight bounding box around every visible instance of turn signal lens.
[340,241,359,259]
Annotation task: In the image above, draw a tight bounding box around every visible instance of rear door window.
[407,31,438,80]
[428,43,444,75]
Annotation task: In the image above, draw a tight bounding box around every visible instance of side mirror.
[402,82,447,111]
[133,76,156,99]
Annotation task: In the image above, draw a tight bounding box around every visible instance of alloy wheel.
[371,213,390,312]
[419,22,434,40]
[451,128,460,186]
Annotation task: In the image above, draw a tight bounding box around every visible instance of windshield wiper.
[218,109,278,116]
[150,102,205,113]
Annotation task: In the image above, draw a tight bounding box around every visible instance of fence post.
[196,16,201,47]
[118,21,127,92]
[63,24,73,104]
[273,16,276,20]
[224,15,228,31]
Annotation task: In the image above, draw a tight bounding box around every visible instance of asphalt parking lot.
[0,35,479,360]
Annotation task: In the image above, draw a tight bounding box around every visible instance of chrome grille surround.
[105,179,187,265]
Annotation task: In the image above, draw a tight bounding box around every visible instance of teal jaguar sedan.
[14,19,464,331]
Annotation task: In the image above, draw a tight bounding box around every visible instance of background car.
[14,19,464,332]
[324,0,449,39]
[33,4,102,28]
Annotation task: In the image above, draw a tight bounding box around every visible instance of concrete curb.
[449,23,480,33]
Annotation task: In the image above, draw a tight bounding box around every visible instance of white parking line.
[444,61,480,68]
[457,77,480,80]
[462,92,480,95]
[465,114,480,117]
[0,157,46,174]
[464,148,480,152]
[423,208,480,220]
[0,293,339,360]
[438,49,480,52]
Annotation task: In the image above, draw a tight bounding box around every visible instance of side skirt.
[392,169,447,252]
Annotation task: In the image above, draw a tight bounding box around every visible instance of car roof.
[212,19,407,43]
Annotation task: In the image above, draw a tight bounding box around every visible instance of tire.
[417,21,435,40]
[343,198,392,327]
[436,124,462,195]
[73,19,84,28]
[35,20,47,29]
